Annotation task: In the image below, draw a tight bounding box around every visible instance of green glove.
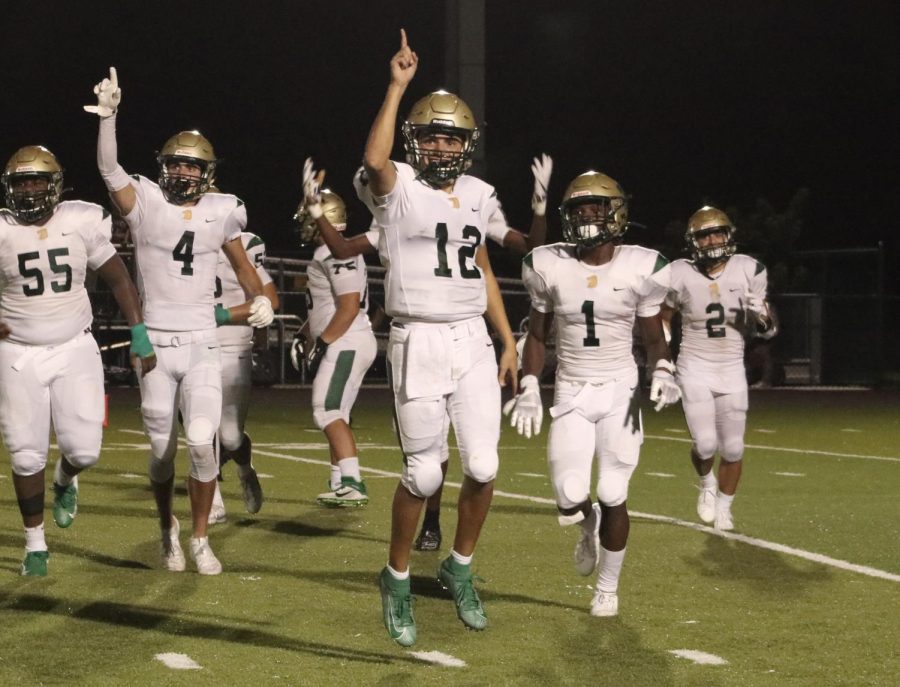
[130,323,154,358]
[215,304,232,326]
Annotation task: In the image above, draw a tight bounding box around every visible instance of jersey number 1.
[581,300,600,347]
[433,223,482,279]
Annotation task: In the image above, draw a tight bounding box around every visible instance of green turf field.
[0,387,898,686]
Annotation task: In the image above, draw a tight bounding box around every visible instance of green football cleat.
[437,556,488,631]
[318,477,368,507]
[52,480,78,528]
[21,550,49,577]
[379,567,416,647]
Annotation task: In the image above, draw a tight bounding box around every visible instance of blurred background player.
[0,145,155,576]
[357,30,517,646]
[661,206,776,531]
[508,170,681,617]
[87,67,274,575]
[290,169,377,506]
[207,187,279,523]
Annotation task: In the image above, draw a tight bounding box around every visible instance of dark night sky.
[3,1,898,276]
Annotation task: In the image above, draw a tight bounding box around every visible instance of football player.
[0,145,156,576]
[312,153,552,550]
[291,179,377,507]
[207,192,280,524]
[358,30,517,647]
[507,170,682,618]
[86,67,274,575]
[660,206,776,531]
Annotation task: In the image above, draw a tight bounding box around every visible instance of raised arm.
[86,67,136,216]
[363,28,418,197]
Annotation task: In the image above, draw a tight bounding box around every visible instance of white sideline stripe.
[252,448,900,584]
[669,649,728,666]
[841,428,862,433]
[644,434,900,463]
[408,650,467,668]
[154,653,202,670]
[773,472,806,477]
[645,472,676,478]
[754,428,776,433]
[516,472,546,478]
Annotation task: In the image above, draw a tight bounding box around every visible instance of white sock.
[329,465,342,490]
[212,482,225,508]
[596,546,626,593]
[450,549,473,566]
[701,471,717,489]
[386,564,409,580]
[25,524,47,552]
[338,457,361,482]
[717,492,735,510]
[54,460,75,487]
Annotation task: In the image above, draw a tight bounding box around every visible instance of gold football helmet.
[296,189,347,245]
[559,171,628,248]
[401,90,480,187]
[2,146,64,223]
[156,130,217,203]
[685,206,736,265]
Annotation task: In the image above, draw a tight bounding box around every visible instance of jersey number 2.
[705,303,726,338]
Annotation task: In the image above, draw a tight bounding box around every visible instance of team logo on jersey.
[587,275,598,288]
[709,282,721,300]
[37,227,48,240]
[447,196,460,209]
[182,209,192,221]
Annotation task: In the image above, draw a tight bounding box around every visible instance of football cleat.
[190,537,223,575]
[438,556,488,631]
[160,517,186,572]
[317,477,368,507]
[52,478,78,529]
[239,467,264,514]
[590,591,619,617]
[208,482,227,524]
[714,507,735,532]
[379,567,416,647]
[573,504,601,576]
[414,525,442,551]
[21,550,49,577]
[696,481,717,524]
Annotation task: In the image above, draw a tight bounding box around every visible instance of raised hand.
[84,66,121,117]
[531,153,553,215]
[390,28,418,87]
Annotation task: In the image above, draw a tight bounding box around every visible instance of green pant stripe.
[324,350,356,411]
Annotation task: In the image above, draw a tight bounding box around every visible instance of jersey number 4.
[18,248,72,296]
[172,231,195,275]
[433,224,482,279]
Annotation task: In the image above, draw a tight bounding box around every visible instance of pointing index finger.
[109,66,118,88]
[400,28,408,50]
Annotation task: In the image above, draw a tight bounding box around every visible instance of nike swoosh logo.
[471,208,480,212]
[204,218,217,223]
[613,287,625,291]
[729,288,741,292]
[61,230,76,235]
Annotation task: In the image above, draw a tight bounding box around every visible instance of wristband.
[129,323,154,358]
[654,359,676,375]
[214,304,232,326]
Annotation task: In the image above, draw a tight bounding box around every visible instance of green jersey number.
[172,231,195,275]
[433,223,482,279]
[17,248,73,297]
[705,303,726,338]
[581,300,600,347]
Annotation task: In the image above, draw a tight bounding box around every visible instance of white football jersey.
[124,175,243,331]
[523,243,670,383]
[0,201,116,345]
[354,162,506,323]
[307,244,371,340]
[667,254,768,378]
[215,232,273,348]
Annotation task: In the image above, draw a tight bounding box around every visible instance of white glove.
[302,157,323,219]
[744,293,768,321]
[84,67,121,117]
[503,374,543,438]
[289,333,306,372]
[649,360,682,412]
[247,295,274,328]
[530,153,553,215]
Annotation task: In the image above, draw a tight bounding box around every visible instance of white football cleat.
[696,481,717,524]
[190,537,223,575]
[714,507,734,532]
[160,517,186,572]
[573,504,601,576]
[590,591,619,617]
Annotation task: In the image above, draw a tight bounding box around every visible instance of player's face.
[11,176,50,194]
[416,132,464,166]
[570,199,611,223]
[166,160,202,180]
[696,228,729,248]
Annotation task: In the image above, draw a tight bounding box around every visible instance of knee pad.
[64,453,99,470]
[217,419,243,452]
[313,408,347,430]
[462,448,498,484]
[721,439,744,463]
[11,451,46,477]
[189,444,219,482]
[148,455,175,484]
[186,416,216,447]
[693,435,718,460]
[401,457,445,498]
[553,469,590,511]
[597,470,630,507]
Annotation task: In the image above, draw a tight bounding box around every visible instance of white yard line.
[154,653,202,670]
[408,650,467,668]
[644,434,900,463]
[668,650,728,666]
